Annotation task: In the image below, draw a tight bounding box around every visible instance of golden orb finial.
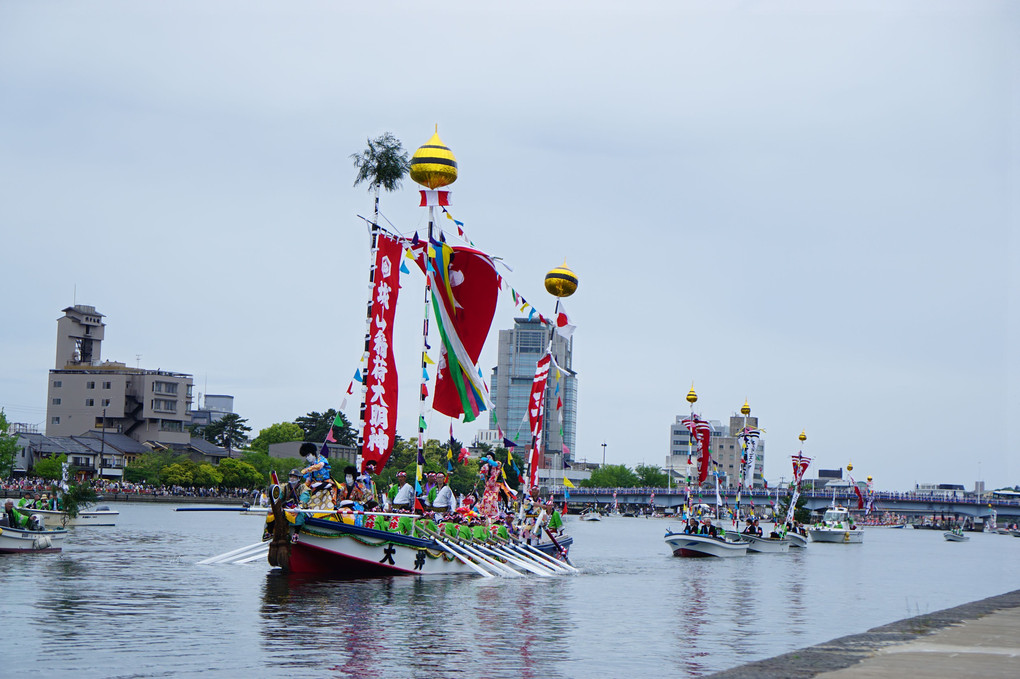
[740,399,751,416]
[686,383,698,405]
[544,262,578,298]
[409,128,458,189]
[846,462,853,472]
[867,475,872,482]
[798,430,807,443]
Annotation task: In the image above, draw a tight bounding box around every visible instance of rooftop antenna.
[136,354,141,369]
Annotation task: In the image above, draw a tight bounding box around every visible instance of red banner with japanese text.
[527,353,551,488]
[361,233,401,472]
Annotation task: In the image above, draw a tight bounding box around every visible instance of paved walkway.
[709,589,1020,678]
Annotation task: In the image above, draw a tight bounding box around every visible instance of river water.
[2,504,1018,678]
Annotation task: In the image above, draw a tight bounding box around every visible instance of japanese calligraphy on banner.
[361,233,401,472]
[527,353,551,488]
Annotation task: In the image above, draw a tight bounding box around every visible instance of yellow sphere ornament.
[544,263,578,298]
[409,127,458,189]
[799,430,807,442]
[740,400,751,416]
[846,462,853,472]
[686,384,698,405]
[867,476,873,482]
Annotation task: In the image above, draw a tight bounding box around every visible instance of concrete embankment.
[0,490,248,505]
[709,589,1020,678]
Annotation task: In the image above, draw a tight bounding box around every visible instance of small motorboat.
[32,505,119,528]
[664,530,748,558]
[579,511,601,522]
[736,532,791,553]
[0,524,69,553]
[808,506,863,544]
[943,530,969,542]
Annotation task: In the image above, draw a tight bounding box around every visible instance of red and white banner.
[527,354,551,488]
[791,454,811,484]
[419,190,451,207]
[361,233,401,472]
[682,416,712,485]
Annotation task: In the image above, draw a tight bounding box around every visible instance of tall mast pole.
[685,384,697,520]
[408,126,458,498]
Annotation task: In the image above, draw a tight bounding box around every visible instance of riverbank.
[0,489,249,505]
[709,588,1020,678]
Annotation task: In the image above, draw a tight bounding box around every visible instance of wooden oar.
[418,527,514,577]
[543,528,577,568]
[197,540,269,565]
[498,536,575,574]
[426,534,495,578]
[474,541,554,576]
[423,528,523,577]
[505,534,578,573]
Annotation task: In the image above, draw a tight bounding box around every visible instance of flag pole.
[685,384,697,521]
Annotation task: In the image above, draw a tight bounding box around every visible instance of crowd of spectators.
[1,477,260,501]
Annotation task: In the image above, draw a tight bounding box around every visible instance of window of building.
[160,420,183,432]
[85,399,95,407]
[86,381,95,389]
[153,382,162,393]
[102,399,111,407]
[103,381,112,389]
[163,383,178,395]
[52,398,61,405]
[53,380,62,388]
[152,399,177,413]
[51,416,60,424]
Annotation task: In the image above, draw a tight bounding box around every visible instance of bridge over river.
[559,487,1020,521]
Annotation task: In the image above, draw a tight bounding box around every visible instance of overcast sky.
[1,1,1016,491]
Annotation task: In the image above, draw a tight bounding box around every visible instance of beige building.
[45,305,194,446]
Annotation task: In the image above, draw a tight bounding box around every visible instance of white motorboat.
[31,505,119,528]
[736,532,791,553]
[943,530,969,542]
[808,506,863,543]
[787,531,808,548]
[579,511,601,522]
[664,530,748,558]
[0,524,69,553]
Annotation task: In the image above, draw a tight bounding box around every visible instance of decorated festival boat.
[254,130,577,578]
[736,532,791,553]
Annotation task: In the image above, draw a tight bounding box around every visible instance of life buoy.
[33,535,53,550]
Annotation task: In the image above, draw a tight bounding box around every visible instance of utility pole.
[601,441,607,468]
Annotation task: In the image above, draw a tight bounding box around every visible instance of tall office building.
[46,305,194,445]
[488,318,577,469]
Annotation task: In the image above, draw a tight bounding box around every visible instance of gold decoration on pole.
[409,126,458,189]
[740,399,751,416]
[798,430,807,443]
[544,262,578,297]
[686,384,698,405]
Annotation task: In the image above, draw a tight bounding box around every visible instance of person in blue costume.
[299,442,331,491]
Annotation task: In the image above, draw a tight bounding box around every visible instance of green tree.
[0,409,18,479]
[584,464,639,488]
[295,409,354,445]
[217,458,263,489]
[193,463,223,487]
[162,462,195,486]
[34,453,68,480]
[60,480,98,519]
[351,132,411,215]
[634,464,668,487]
[777,491,812,524]
[124,451,185,484]
[250,422,305,454]
[203,413,252,452]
